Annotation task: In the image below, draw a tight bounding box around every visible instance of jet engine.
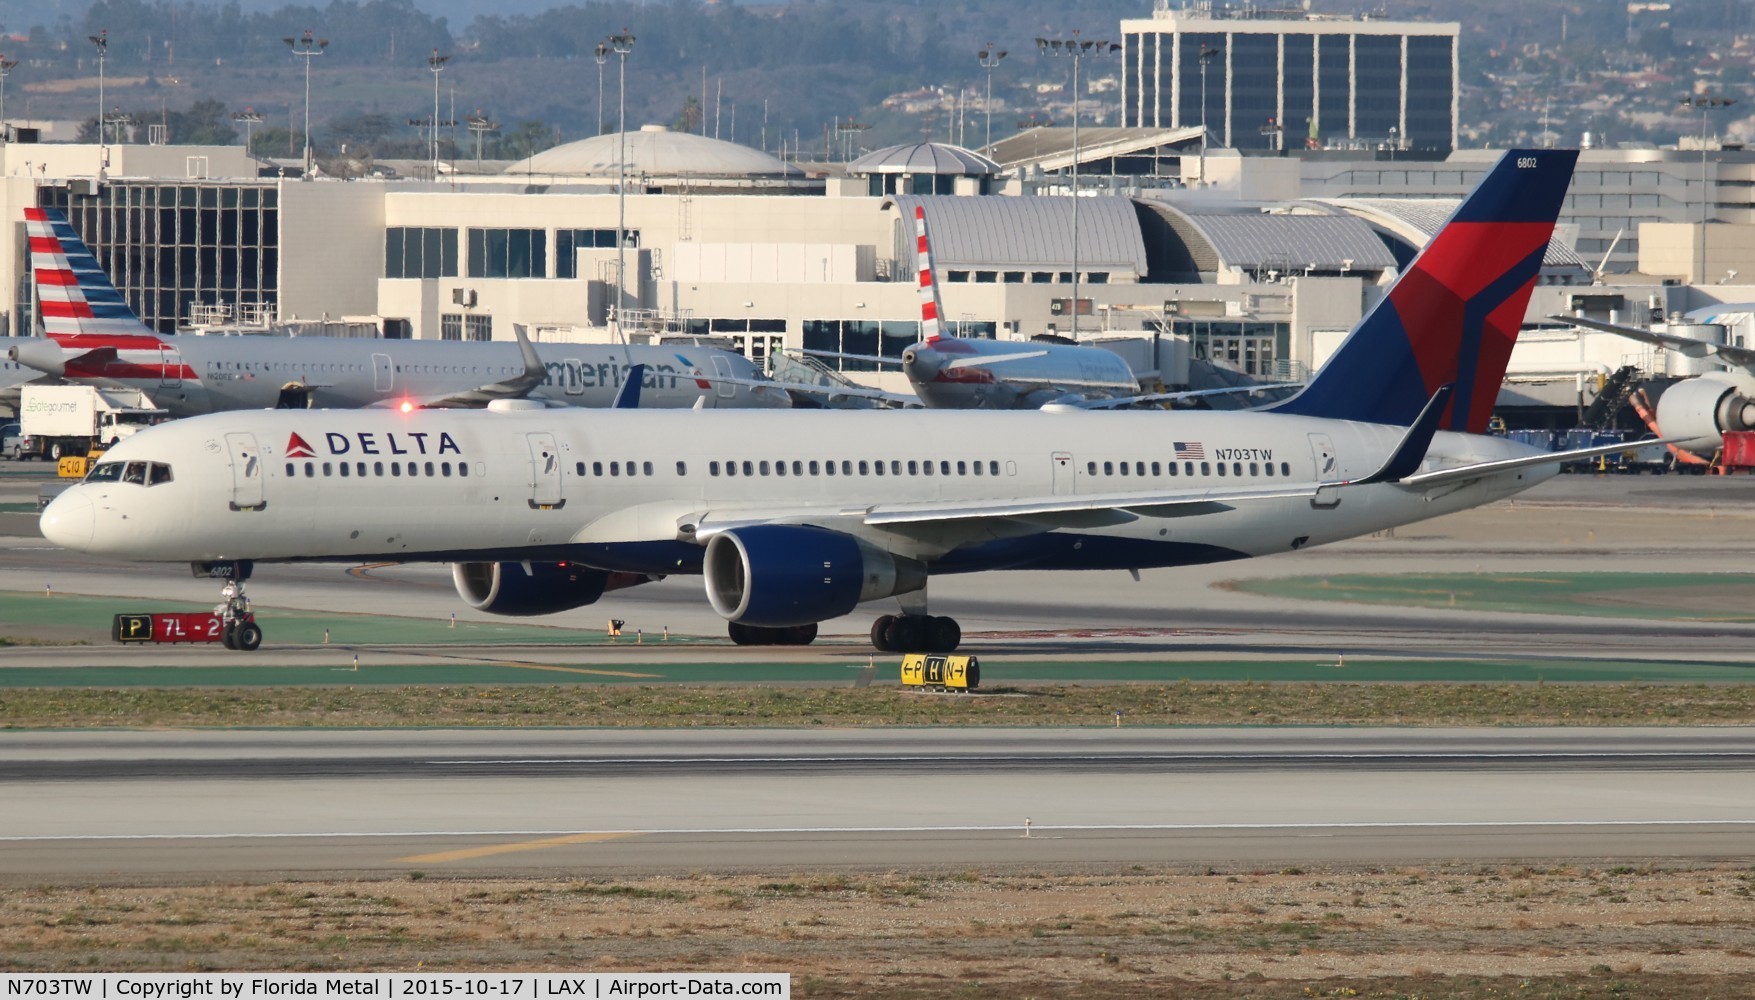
[703,525,925,627]
[452,561,650,616]
[1655,376,1755,452]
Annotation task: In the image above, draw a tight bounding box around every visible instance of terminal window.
[386,227,459,279]
[468,228,547,279]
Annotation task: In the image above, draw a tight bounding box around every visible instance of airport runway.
[1,727,1752,882]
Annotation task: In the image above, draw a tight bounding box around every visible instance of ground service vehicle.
[19,385,166,463]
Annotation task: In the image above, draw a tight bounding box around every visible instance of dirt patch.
[3,864,1752,996]
[1573,582,1755,616]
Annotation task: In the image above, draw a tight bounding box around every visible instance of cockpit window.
[148,462,173,486]
[122,462,148,485]
[84,461,173,485]
[85,462,125,482]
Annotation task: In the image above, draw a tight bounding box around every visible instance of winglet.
[612,363,645,409]
[512,323,546,384]
[914,206,946,343]
[1352,384,1453,485]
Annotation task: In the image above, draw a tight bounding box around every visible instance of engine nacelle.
[451,561,650,617]
[1655,376,1755,452]
[704,525,925,628]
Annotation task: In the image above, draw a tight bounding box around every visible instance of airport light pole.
[0,56,17,143]
[1679,94,1737,285]
[607,29,635,337]
[104,108,132,146]
[466,113,498,170]
[1197,42,1218,185]
[284,30,327,179]
[1036,32,1118,341]
[977,44,1006,152]
[231,109,262,152]
[427,49,450,178]
[594,43,608,136]
[88,31,107,161]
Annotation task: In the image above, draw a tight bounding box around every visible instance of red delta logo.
[285,433,317,458]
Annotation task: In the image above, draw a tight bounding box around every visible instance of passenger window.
[340,462,352,478]
[908,461,918,475]
[322,462,333,477]
[408,463,420,477]
[357,462,367,477]
[1120,463,1129,477]
[973,461,984,476]
[775,461,787,477]
[1136,462,1145,476]
[863,460,873,475]
[742,461,754,476]
[427,462,436,476]
[375,461,385,476]
[1168,462,1178,476]
[922,461,933,477]
[442,462,452,477]
[1264,463,1273,477]
[1151,462,1160,476]
[644,461,654,476]
[760,461,771,476]
[711,461,721,476]
[610,462,620,477]
[1281,462,1291,476]
[1233,462,1242,476]
[1103,462,1113,476]
[957,461,966,475]
[792,461,803,476]
[676,461,687,476]
[576,462,585,476]
[940,461,950,475]
[1087,461,1097,475]
[1249,462,1258,476]
[284,462,295,477]
[1216,463,1226,477]
[304,461,315,478]
[842,461,852,475]
[392,462,402,477]
[1200,462,1210,476]
[460,462,470,477]
[593,462,604,476]
[991,461,1000,476]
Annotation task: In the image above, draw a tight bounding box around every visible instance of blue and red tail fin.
[1269,148,1577,433]
[26,206,161,341]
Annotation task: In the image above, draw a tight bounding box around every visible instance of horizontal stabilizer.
[1399,437,1684,488]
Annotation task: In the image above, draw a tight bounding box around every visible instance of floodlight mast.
[607,29,635,339]
[1679,94,1738,284]
[88,31,107,163]
[283,30,328,179]
[0,55,19,144]
[1035,32,1118,341]
[466,113,498,169]
[428,50,451,178]
[594,43,609,136]
[231,109,263,152]
[977,44,1007,152]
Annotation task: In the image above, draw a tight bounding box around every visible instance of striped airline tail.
[914,206,945,343]
[1267,148,1578,434]
[27,207,158,339]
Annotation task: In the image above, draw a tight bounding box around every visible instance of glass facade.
[466,228,546,279]
[1130,22,1454,154]
[385,227,458,279]
[1174,318,1290,378]
[36,183,280,334]
[556,228,639,279]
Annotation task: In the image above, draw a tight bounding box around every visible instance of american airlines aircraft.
[42,149,1630,652]
[8,207,789,414]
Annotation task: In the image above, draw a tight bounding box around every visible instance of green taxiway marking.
[1,658,1749,689]
[1230,572,1755,622]
[0,590,705,647]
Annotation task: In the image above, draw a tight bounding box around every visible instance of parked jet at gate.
[43,150,1637,651]
[9,208,789,414]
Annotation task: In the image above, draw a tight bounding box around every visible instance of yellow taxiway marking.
[398,832,637,864]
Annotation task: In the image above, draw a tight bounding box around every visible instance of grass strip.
[3,681,1755,728]
[1229,571,1755,621]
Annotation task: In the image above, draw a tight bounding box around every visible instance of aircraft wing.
[690,372,921,408]
[1551,315,1755,370]
[801,349,904,367]
[380,323,551,409]
[1077,383,1305,410]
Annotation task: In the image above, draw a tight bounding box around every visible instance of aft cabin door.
[526,432,564,509]
[224,432,265,511]
[1308,433,1341,509]
[158,345,183,387]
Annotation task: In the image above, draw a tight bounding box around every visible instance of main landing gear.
[727,621,818,646]
[870,614,960,653]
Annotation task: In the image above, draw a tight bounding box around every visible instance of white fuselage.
[43,407,1552,581]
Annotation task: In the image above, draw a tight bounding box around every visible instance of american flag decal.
[1174,441,1205,460]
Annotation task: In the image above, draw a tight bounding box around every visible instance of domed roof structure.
[847,142,999,176]
[505,124,796,178]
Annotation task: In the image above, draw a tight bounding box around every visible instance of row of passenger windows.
[712,459,1007,478]
[86,461,174,486]
[286,460,472,479]
[1088,459,1294,479]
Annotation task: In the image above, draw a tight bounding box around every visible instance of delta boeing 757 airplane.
[42,149,1632,652]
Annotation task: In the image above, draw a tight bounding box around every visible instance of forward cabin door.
[712,355,737,400]
[224,432,266,511]
[526,432,564,509]
[1051,451,1075,495]
[372,353,394,392]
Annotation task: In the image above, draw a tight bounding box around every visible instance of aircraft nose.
[39,490,94,550]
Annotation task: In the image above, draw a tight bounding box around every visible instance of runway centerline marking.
[396,831,637,864]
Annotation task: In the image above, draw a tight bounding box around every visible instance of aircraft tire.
[870,615,897,652]
[727,621,757,645]
[220,623,238,650]
[785,623,819,646]
[234,622,263,652]
[928,616,961,653]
